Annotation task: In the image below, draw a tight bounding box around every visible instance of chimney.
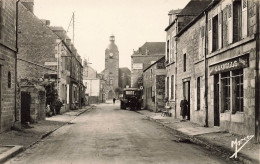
[41,19,50,26]
[66,39,71,48]
[21,0,34,13]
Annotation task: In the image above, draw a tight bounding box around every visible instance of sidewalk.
[138,110,260,164]
[0,106,93,163]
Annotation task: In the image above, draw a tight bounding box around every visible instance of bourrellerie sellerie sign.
[209,54,249,75]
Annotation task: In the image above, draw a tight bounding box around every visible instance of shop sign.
[209,55,249,75]
[133,63,143,70]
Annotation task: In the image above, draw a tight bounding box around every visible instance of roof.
[168,9,182,15]
[49,26,65,31]
[178,0,212,16]
[176,0,220,37]
[143,56,165,72]
[119,67,131,73]
[133,42,165,56]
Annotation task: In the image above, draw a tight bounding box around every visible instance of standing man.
[113,97,116,104]
[180,97,188,120]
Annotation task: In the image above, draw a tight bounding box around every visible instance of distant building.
[103,35,119,99]
[131,42,165,88]
[0,0,17,132]
[83,60,101,104]
[143,57,166,112]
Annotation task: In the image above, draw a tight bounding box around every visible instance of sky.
[34,0,190,73]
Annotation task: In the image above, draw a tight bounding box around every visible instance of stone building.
[0,0,18,132]
[131,42,165,88]
[167,0,259,140]
[17,0,83,113]
[164,0,212,120]
[103,35,119,99]
[143,57,166,112]
[83,60,101,104]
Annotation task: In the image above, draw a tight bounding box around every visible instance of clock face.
[109,53,113,57]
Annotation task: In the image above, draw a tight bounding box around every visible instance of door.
[183,81,190,120]
[108,90,113,99]
[0,66,1,130]
[21,92,31,124]
[214,75,220,126]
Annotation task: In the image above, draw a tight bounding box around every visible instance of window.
[212,15,219,51]
[109,79,113,85]
[8,71,11,88]
[197,77,201,110]
[232,69,243,113]
[233,0,242,42]
[150,87,153,98]
[221,72,231,112]
[183,54,186,72]
[171,75,174,99]
[150,69,153,81]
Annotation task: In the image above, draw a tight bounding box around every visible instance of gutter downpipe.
[204,10,209,127]
[15,0,21,122]
[174,18,178,119]
[255,0,259,143]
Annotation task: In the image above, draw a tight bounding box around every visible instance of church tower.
[104,35,119,99]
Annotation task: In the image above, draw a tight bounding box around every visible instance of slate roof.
[134,42,165,56]
[168,9,182,15]
[178,0,212,16]
[143,56,165,72]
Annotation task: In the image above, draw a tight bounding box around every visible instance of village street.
[5,102,238,164]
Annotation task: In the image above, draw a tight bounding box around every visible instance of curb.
[142,114,258,164]
[0,146,24,163]
[2,106,93,163]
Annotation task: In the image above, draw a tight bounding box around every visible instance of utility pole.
[73,12,75,45]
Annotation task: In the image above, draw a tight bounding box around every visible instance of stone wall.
[0,0,17,132]
[176,15,206,126]
[131,55,164,88]
[17,3,58,80]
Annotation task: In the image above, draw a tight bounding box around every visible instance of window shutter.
[228,3,233,44]
[218,11,223,49]
[208,18,213,53]
[199,26,205,58]
[169,77,171,99]
[242,0,247,38]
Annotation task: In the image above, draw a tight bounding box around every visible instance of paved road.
[6,102,239,164]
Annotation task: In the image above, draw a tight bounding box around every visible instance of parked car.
[120,88,142,110]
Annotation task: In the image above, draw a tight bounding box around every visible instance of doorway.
[108,90,113,99]
[183,81,190,120]
[214,75,220,126]
[21,92,31,124]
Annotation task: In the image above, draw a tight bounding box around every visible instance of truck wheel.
[120,102,125,109]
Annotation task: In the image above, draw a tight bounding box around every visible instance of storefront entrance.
[214,75,220,126]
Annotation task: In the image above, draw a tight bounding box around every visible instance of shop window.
[233,0,242,42]
[8,71,11,88]
[171,75,174,100]
[232,69,243,113]
[183,54,186,72]
[221,72,231,112]
[197,77,201,110]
